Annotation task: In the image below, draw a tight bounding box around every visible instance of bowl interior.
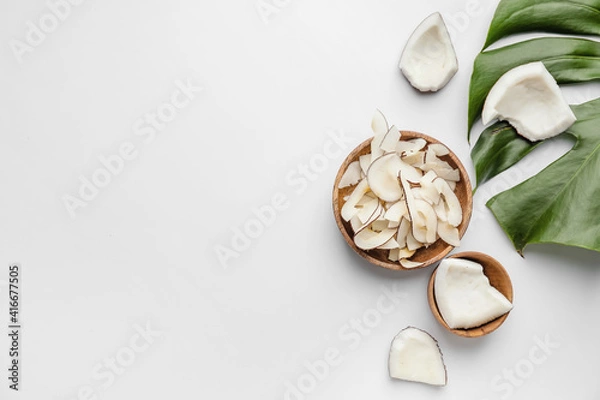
[332,131,473,271]
[427,251,514,337]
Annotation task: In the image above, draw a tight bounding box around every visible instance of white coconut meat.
[341,179,370,221]
[412,199,438,244]
[371,109,389,137]
[397,138,427,156]
[389,327,447,386]
[399,12,458,92]
[371,110,389,159]
[434,258,513,329]
[338,161,362,188]
[351,202,383,232]
[482,61,576,141]
[367,153,404,202]
[356,196,380,224]
[434,178,462,227]
[380,125,401,153]
[359,154,372,175]
[400,259,424,269]
[354,225,397,250]
[437,221,460,247]
[396,218,411,248]
[384,200,408,223]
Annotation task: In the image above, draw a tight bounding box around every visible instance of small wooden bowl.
[427,251,514,338]
[332,131,473,271]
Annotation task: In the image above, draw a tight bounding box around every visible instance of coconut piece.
[380,125,401,153]
[401,150,425,167]
[434,178,462,227]
[379,237,400,250]
[400,172,430,244]
[408,138,428,151]
[396,141,417,157]
[388,220,400,229]
[433,198,448,222]
[399,12,458,92]
[399,160,423,183]
[398,247,416,259]
[399,172,417,220]
[436,167,460,182]
[388,248,400,262]
[406,230,423,251]
[411,187,424,201]
[356,197,380,224]
[397,138,427,157]
[389,327,447,386]
[354,226,397,250]
[384,200,408,223]
[371,110,390,159]
[437,221,460,247]
[422,147,457,181]
[429,143,449,156]
[396,218,411,248]
[367,154,405,202]
[400,259,425,269]
[350,215,363,232]
[338,161,362,188]
[419,171,441,205]
[356,192,376,204]
[371,217,391,232]
[412,199,438,244]
[372,109,389,137]
[434,258,513,329]
[358,155,371,176]
[425,147,451,169]
[354,203,384,232]
[341,179,370,221]
[482,61,576,141]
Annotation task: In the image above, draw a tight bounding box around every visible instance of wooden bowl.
[332,131,473,271]
[427,251,514,338]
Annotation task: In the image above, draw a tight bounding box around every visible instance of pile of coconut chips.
[338,111,463,268]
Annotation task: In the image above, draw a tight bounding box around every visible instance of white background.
[1,0,600,399]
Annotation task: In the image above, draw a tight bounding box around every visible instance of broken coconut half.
[399,12,458,92]
[482,61,576,142]
[389,327,447,386]
[434,258,513,329]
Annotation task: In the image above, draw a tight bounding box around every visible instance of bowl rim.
[427,251,514,337]
[332,131,473,271]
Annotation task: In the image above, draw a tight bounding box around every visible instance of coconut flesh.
[434,258,513,329]
[389,327,447,386]
[482,61,576,141]
[399,12,458,92]
[338,111,463,267]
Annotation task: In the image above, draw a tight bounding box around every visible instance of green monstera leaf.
[476,99,600,253]
[468,37,600,135]
[471,121,540,188]
[483,0,600,49]
[469,0,600,253]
